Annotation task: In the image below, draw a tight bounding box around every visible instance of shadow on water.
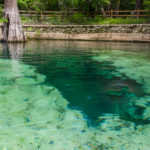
[1,40,150,124]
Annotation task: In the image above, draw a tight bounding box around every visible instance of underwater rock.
[128,98,150,120]
[107,80,132,92]
[97,114,135,132]
[105,80,129,97]
[106,79,142,97]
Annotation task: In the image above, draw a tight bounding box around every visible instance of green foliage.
[143,0,150,10]
[0,0,149,25]
[36,29,41,34]
[97,18,150,24]
[0,0,148,12]
[72,13,85,23]
[27,27,33,32]
[17,0,60,11]
[20,16,150,25]
[0,3,3,18]
[17,0,29,10]
[94,15,105,22]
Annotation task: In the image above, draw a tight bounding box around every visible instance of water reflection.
[24,40,150,54]
[1,41,150,58]
[2,43,25,60]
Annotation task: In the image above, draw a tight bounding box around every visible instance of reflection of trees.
[25,40,150,55]
[2,43,25,60]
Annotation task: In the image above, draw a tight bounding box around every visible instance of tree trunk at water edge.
[2,0,25,42]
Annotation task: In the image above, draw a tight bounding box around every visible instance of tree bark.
[135,0,143,10]
[115,0,120,17]
[2,0,25,42]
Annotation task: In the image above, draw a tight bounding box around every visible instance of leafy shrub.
[94,15,105,22]
[0,4,3,21]
[72,13,85,23]
[27,27,33,32]
[97,18,150,24]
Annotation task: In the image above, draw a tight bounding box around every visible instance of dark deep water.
[0,41,150,123]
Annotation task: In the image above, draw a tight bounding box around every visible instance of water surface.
[0,41,150,149]
[0,41,150,122]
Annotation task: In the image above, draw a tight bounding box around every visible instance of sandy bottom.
[0,56,150,150]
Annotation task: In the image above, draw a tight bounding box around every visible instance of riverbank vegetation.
[10,0,150,12]
[0,0,150,25]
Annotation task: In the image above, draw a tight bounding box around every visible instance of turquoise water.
[0,41,150,149]
[0,41,146,122]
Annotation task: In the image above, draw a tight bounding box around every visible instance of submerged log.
[2,0,25,42]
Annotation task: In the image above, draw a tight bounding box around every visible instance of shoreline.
[0,24,150,42]
[25,32,150,42]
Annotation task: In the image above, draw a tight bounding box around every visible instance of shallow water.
[0,41,150,149]
[0,41,148,122]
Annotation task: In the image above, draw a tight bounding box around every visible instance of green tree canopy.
[0,0,149,12]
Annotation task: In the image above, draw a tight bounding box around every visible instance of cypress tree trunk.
[2,0,25,42]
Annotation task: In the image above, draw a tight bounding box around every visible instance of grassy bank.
[0,16,149,25]
[21,17,150,25]
[95,18,150,25]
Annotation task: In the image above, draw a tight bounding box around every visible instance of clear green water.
[0,41,146,123]
[0,41,150,149]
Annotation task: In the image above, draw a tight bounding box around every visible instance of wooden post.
[137,9,140,19]
[117,10,119,17]
[111,10,113,18]
[41,11,43,19]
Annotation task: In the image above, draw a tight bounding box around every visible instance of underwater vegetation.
[0,49,150,150]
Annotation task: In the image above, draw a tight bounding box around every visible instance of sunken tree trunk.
[2,0,25,42]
